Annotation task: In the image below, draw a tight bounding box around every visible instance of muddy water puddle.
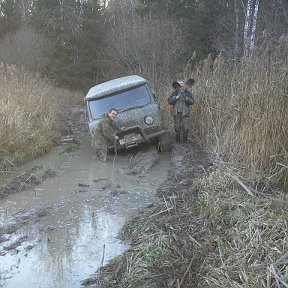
[0,137,170,288]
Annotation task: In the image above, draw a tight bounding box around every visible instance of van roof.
[85,75,147,101]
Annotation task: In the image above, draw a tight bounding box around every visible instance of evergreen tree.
[30,0,105,90]
[137,0,217,61]
[0,0,22,36]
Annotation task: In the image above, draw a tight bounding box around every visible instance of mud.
[0,106,171,288]
[156,141,213,198]
[0,105,88,200]
[1,105,215,288]
[0,206,53,236]
[87,138,214,288]
[58,106,90,136]
[0,170,56,199]
[126,147,160,175]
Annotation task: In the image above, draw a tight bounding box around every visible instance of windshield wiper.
[120,105,146,113]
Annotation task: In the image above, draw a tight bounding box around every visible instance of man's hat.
[186,78,195,87]
[172,79,195,89]
[171,81,181,89]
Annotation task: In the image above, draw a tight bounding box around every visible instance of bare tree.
[104,0,184,84]
[211,0,272,59]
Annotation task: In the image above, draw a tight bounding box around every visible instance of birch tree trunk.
[21,0,27,27]
[243,0,253,57]
[249,0,259,52]
[243,0,260,58]
[234,0,240,61]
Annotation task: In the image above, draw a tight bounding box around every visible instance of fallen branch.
[231,174,254,196]
[186,232,202,247]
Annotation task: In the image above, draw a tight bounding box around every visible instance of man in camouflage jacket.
[168,80,195,143]
[92,108,120,161]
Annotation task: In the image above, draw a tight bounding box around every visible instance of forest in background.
[0,0,287,90]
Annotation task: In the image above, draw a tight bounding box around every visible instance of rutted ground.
[0,106,214,288]
[0,106,171,288]
[84,140,213,288]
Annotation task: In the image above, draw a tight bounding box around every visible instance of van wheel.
[158,133,172,152]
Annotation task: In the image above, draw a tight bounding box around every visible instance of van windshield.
[88,84,153,119]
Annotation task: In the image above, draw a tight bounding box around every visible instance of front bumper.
[112,125,166,149]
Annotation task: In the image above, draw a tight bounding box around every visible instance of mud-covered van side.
[85,75,171,151]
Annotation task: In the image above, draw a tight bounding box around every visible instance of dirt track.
[0,106,212,288]
[85,139,213,288]
[0,106,171,288]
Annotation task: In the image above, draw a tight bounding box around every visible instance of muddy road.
[0,134,170,288]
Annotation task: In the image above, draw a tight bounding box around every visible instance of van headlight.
[144,115,154,125]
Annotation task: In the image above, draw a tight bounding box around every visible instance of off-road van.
[85,75,171,151]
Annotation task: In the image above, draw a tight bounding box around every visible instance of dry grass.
[89,35,288,288]
[0,64,82,174]
[90,144,288,288]
[196,168,288,287]
[186,35,288,191]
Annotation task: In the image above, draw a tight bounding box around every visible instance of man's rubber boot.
[183,131,188,142]
[176,132,181,143]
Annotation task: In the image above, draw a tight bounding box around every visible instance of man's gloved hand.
[176,95,180,100]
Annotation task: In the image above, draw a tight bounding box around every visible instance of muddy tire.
[158,133,172,152]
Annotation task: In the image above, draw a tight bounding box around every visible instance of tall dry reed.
[0,64,81,170]
[189,35,288,191]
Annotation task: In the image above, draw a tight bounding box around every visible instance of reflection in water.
[0,137,170,288]
[1,208,128,288]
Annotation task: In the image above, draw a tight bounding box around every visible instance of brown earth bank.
[82,140,214,288]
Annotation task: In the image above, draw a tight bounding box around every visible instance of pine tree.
[137,0,217,61]
[30,0,105,90]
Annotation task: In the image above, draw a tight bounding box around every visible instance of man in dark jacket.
[92,108,120,161]
[168,80,195,143]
